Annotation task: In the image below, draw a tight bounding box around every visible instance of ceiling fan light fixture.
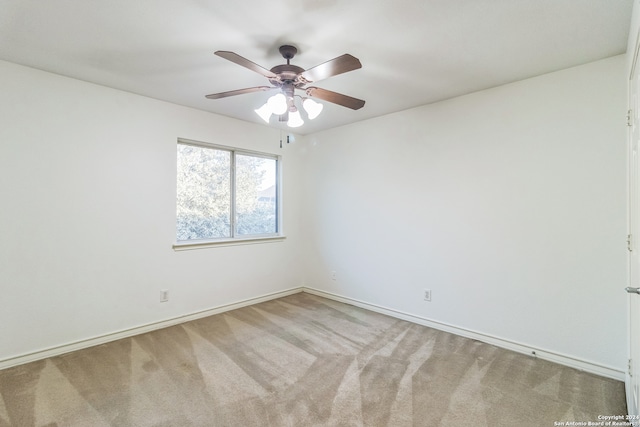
[254,103,272,123]
[267,93,288,115]
[287,109,304,128]
[302,98,323,120]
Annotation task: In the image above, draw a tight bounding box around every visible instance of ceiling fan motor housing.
[269,64,305,86]
[269,45,308,88]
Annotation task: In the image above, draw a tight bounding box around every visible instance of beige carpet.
[0,293,627,426]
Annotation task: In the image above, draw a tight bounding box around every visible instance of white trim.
[177,137,281,158]
[173,235,286,251]
[0,287,303,371]
[303,287,625,381]
[631,24,640,82]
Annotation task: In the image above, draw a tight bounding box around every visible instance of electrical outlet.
[424,289,431,302]
[160,290,169,302]
[331,271,337,281]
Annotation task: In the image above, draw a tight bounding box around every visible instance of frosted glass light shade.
[302,98,323,120]
[254,103,272,123]
[287,110,304,128]
[267,93,287,115]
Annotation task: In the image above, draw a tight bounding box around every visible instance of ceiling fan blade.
[205,86,273,99]
[305,87,365,110]
[300,54,362,83]
[214,51,277,79]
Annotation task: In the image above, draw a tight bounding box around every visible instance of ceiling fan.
[205,45,365,127]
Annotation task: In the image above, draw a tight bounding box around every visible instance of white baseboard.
[302,287,625,381]
[1,285,625,382]
[0,287,304,371]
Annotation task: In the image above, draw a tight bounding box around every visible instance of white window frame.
[173,138,284,251]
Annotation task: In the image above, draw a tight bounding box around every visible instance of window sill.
[172,235,286,251]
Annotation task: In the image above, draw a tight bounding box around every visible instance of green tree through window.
[176,141,278,241]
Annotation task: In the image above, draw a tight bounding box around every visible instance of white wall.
[0,53,629,374]
[301,55,628,371]
[0,60,306,362]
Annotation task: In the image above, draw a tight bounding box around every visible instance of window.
[175,139,280,246]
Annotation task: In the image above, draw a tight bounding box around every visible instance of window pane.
[235,154,277,235]
[176,144,231,240]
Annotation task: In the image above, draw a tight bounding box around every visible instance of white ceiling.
[0,0,633,135]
